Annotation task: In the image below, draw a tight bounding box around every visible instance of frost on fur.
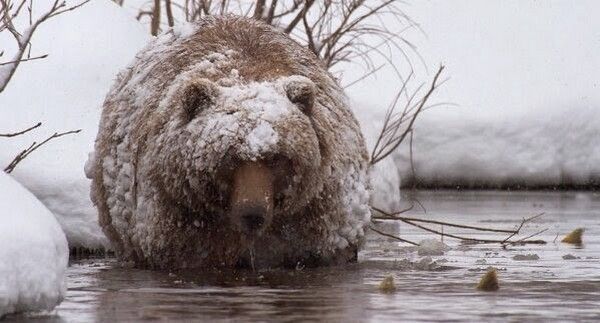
[88,16,371,269]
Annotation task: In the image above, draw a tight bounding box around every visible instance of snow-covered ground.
[0,172,68,317]
[350,0,600,188]
[1,0,599,249]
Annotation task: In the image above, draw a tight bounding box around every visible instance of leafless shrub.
[133,1,420,75]
[0,0,90,93]
[370,65,445,166]
[1,1,87,172]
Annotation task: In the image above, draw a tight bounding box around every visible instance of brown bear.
[85,15,371,269]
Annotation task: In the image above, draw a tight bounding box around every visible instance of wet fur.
[87,16,370,269]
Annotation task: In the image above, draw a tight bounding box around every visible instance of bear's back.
[106,16,339,109]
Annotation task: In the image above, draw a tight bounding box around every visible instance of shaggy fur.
[86,16,370,269]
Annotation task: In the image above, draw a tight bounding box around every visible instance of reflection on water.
[10,191,600,322]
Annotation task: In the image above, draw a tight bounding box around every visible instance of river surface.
[9,190,600,322]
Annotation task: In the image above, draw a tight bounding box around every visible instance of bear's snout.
[230,162,274,236]
[239,206,267,233]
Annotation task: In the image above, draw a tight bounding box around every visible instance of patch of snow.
[417,238,450,256]
[368,158,401,211]
[0,173,68,317]
[245,121,279,159]
[0,0,151,248]
[336,164,371,248]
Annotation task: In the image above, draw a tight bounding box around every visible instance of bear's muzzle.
[230,162,274,236]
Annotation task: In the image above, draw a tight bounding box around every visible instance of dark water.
[11,191,600,322]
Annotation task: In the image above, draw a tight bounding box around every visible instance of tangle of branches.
[119,0,421,76]
[0,0,90,93]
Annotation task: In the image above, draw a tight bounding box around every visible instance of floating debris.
[562,228,584,245]
[513,254,540,261]
[378,275,397,293]
[477,268,499,291]
[562,254,579,260]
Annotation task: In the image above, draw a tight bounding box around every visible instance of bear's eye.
[181,80,219,121]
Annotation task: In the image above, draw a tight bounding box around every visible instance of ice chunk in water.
[417,239,450,256]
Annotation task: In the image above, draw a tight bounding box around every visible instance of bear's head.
[149,73,326,242]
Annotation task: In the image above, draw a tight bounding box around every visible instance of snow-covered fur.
[86,16,370,269]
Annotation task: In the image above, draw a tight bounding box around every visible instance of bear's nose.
[241,211,266,234]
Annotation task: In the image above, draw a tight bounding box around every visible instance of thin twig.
[4,129,81,173]
[0,53,47,66]
[342,63,385,89]
[0,121,41,137]
[514,228,548,244]
[368,225,418,246]
[501,213,545,243]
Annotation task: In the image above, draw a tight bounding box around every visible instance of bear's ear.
[181,79,219,120]
[284,76,316,115]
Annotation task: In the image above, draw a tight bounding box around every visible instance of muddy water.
[12,191,600,322]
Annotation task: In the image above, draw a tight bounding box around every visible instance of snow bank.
[0,173,68,317]
[395,106,600,188]
[355,102,600,188]
[347,0,600,189]
[0,1,151,248]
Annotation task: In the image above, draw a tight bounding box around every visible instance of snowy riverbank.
[0,172,68,317]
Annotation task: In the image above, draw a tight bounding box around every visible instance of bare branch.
[0,122,41,137]
[165,0,174,27]
[372,206,529,234]
[253,0,266,20]
[284,0,314,34]
[368,225,418,246]
[501,213,545,243]
[0,53,47,66]
[371,207,547,245]
[150,0,160,36]
[370,65,445,165]
[0,0,90,93]
[4,129,81,173]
